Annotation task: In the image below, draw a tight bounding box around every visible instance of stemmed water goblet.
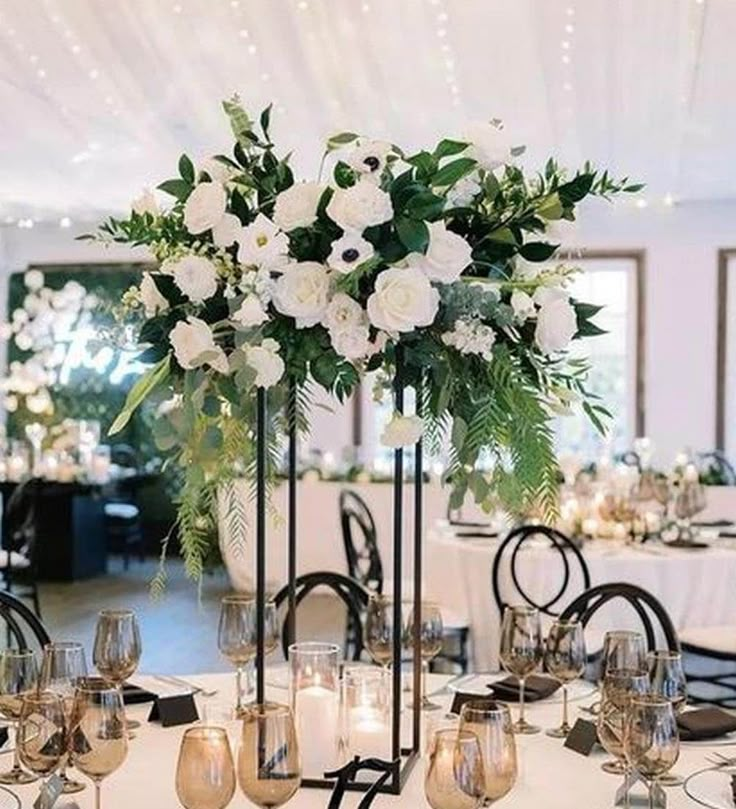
[499,605,543,734]
[600,631,646,682]
[405,601,444,711]
[424,728,486,809]
[365,594,395,669]
[93,609,142,731]
[218,595,278,715]
[176,726,236,809]
[17,691,66,779]
[0,649,38,784]
[544,619,586,738]
[596,668,650,775]
[648,650,687,786]
[40,640,88,793]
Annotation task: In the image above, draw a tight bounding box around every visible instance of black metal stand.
[252,352,423,795]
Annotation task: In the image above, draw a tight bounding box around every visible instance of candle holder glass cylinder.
[289,642,340,778]
[343,666,391,762]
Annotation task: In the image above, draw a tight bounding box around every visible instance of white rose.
[232,294,269,328]
[273,262,330,328]
[446,174,481,208]
[131,188,159,217]
[535,298,578,355]
[331,325,370,360]
[381,413,424,448]
[326,181,393,232]
[212,213,243,248]
[238,213,289,270]
[326,232,375,274]
[346,140,393,181]
[169,317,229,374]
[532,286,569,307]
[245,338,285,388]
[406,221,472,283]
[323,293,365,333]
[183,182,227,235]
[23,269,44,291]
[366,266,439,333]
[140,273,169,318]
[171,255,219,303]
[463,121,513,170]
[201,157,237,185]
[510,290,535,323]
[273,182,325,231]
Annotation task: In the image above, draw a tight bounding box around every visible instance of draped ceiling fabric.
[0,0,734,222]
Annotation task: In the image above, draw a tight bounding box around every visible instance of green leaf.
[536,192,563,220]
[624,183,645,193]
[333,160,356,189]
[432,157,477,188]
[109,355,170,436]
[486,226,517,245]
[396,217,429,253]
[259,104,272,138]
[405,190,445,220]
[434,138,469,160]
[157,179,191,201]
[451,416,468,452]
[519,241,559,261]
[201,425,224,452]
[326,132,359,151]
[558,173,595,203]
[222,96,254,149]
[406,151,437,178]
[178,154,195,184]
[311,353,338,389]
[510,145,526,158]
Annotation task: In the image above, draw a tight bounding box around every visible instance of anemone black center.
[341,248,360,262]
[363,156,380,171]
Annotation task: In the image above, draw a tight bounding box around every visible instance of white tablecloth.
[425,530,736,670]
[11,671,733,808]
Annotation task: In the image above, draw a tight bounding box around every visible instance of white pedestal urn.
[217,478,252,592]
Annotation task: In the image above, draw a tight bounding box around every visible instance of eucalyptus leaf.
[109,355,170,436]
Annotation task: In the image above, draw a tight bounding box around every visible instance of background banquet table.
[425,531,736,671]
[11,671,732,808]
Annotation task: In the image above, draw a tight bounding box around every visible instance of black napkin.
[665,539,710,549]
[488,674,560,703]
[719,531,736,539]
[122,682,157,705]
[693,519,734,528]
[449,520,491,529]
[677,707,736,740]
[455,531,499,539]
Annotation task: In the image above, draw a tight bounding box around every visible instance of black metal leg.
[255,388,267,706]
[287,378,297,651]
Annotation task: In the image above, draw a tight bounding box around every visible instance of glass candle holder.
[343,666,390,761]
[289,642,340,778]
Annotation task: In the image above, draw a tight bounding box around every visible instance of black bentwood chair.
[338,488,470,673]
[273,571,372,661]
[1,478,43,618]
[0,590,51,653]
[491,524,591,616]
[697,450,736,486]
[679,628,736,708]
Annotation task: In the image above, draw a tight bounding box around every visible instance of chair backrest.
[0,591,51,652]
[273,571,372,661]
[4,479,41,565]
[559,582,680,653]
[491,524,591,615]
[339,490,383,593]
[698,450,736,485]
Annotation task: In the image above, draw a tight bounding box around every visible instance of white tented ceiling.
[0,0,733,220]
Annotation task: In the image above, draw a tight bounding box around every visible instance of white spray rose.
[366,266,439,333]
[273,262,330,328]
[140,273,169,318]
[533,286,569,307]
[245,338,285,388]
[446,174,481,208]
[238,214,289,270]
[131,188,159,217]
[169,317,228,374]
[183,182,227,235]
[323,293,364,332]
[171,256,219,303]
[331,327,370,360]
[406,221,472,283]
[201,157,237,185]
[326,232,375,274]
[212,213,243,248]
[381,413,424,448]
[326,181,393,232]
[463,121,513,170]
[510,290,535,323]
[232,294,269,328]
[273,182,325,231]
[535,297,578,354]
[442,319,496,360]
[23,269,44,291]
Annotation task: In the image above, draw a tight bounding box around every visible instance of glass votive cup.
[343,666,391,761]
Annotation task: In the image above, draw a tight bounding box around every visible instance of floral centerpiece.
[87,97,640,582]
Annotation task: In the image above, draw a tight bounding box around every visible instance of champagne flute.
[425,728,486,809]
[365,594,394,668]
[0,649,38,784]
[596,668,649,775]
[69,677,128,809]
[237,702,301,808]
[40,641,88,793]
[544,619,586,738]
[218,596,279,715]
[623,695,680,809]
[648,650,687,786]
[406,601,444,711]
[499,606,543,734]
[93,609,142,730]
[458,700,517,805]
[176,727,236,809]
[17,692,66,777]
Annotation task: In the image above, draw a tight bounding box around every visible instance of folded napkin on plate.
[677,707,736,740]
[488,675,560,702]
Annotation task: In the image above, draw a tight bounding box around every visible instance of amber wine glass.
[18,691,66,778]
[93,609,142,730]
[0,649,38,785]
[69,678,128,809]
[365,594,395,668]
[40,641,88,793]
[405,601,444,711]
[425,728,485,809]
[499,606,543,734]
[218,596,278,715]
[238,702,301,808]
[597,669,650,775]
[176,727,236,809]
[544,619,586,738]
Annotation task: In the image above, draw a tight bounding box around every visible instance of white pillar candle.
[347,706,390,760]
[294,684,339,776]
